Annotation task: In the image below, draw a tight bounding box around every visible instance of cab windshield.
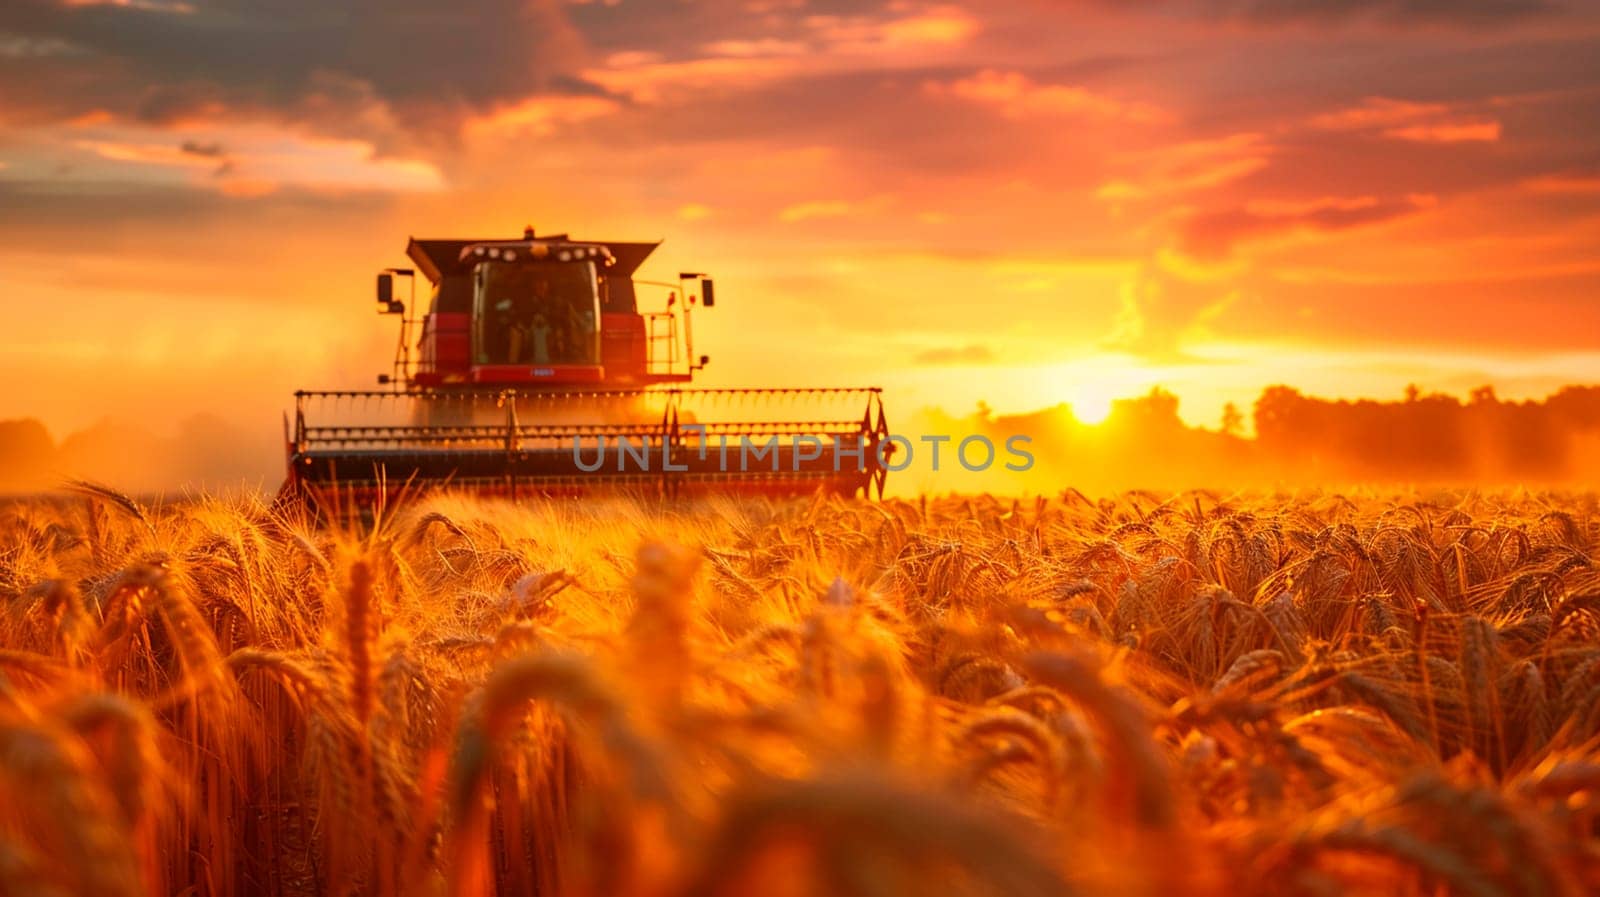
[473,260,600,366]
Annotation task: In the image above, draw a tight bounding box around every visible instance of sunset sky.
[3,0,1599,440]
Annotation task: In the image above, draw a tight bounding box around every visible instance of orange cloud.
[1310,96,1500,143]
[73,138,217,169]
[463,95,619,140]
[1096,133,1271,201]
[1177,194,1433,260]
[1524,173,1600,194]
[877,6,980,45]
[60,0,194,11]
[701,38,809,58]
[931,70,1164,122]
[584,55,805,104]
[586,5,980,104]
[1310,97,1449,129]
[806,5,980,52]
[60,121,444,195]
[1384,121,1502,143]
[778,200,859,222]
[217,177,279,199]
[1104,264,1237,361]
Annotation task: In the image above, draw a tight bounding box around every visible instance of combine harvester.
[281,227,891,515]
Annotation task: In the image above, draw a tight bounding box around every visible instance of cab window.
[473,260,601,366]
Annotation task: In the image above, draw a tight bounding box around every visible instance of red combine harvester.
[281,227,890,514]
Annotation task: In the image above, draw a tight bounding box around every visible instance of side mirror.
[700,279,715,307]
[376,272,393,304]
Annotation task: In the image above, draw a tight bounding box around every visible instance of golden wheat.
[2,489,1600,895]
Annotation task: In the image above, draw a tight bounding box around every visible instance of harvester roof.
[406,235,660,284]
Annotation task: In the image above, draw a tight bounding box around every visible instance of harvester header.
[280,224,891,514]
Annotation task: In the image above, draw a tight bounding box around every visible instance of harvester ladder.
[643,313,680,375]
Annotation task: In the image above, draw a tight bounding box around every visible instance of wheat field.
[2,486,1598,897]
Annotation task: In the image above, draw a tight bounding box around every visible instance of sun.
[1070,383,1117,425]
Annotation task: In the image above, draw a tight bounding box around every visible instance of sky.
[2,0,1599,443]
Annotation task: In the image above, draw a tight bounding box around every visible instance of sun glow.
[1069,382,1117,425]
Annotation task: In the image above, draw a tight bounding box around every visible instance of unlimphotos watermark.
[571,427,1034,473]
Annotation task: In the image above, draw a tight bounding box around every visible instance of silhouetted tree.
[1220,402,1244,437]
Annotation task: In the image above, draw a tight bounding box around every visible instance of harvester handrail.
[300,421,873,446]
[293,386,882,400]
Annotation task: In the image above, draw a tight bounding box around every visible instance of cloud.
[778,199,860,222]
[912,343,996,365]
[461,94,619,141]
[1384,121,1502,143]
[1524,172,1600,194]
[1311,96,1501,144]
[0,33,81,58]
[72,137,216,170]
[1310,97,1449,129]
[60,0,195,10]
[178,139,224,159]
[1103,0,1559,26]
[1214,0,1557,25]
[34,121,446,196]
[1103,264,1237,361]
[928,70,1164,122]
[804,5,981,53]
[701,38,809,58]
[0,0,589,143]
[583,5,981,105]
[1096,133,1272,202]
[1176,194,1433,259]
[583,53,807,104]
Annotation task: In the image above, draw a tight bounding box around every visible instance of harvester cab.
[281,226,891,515]
[378,226,711,391]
